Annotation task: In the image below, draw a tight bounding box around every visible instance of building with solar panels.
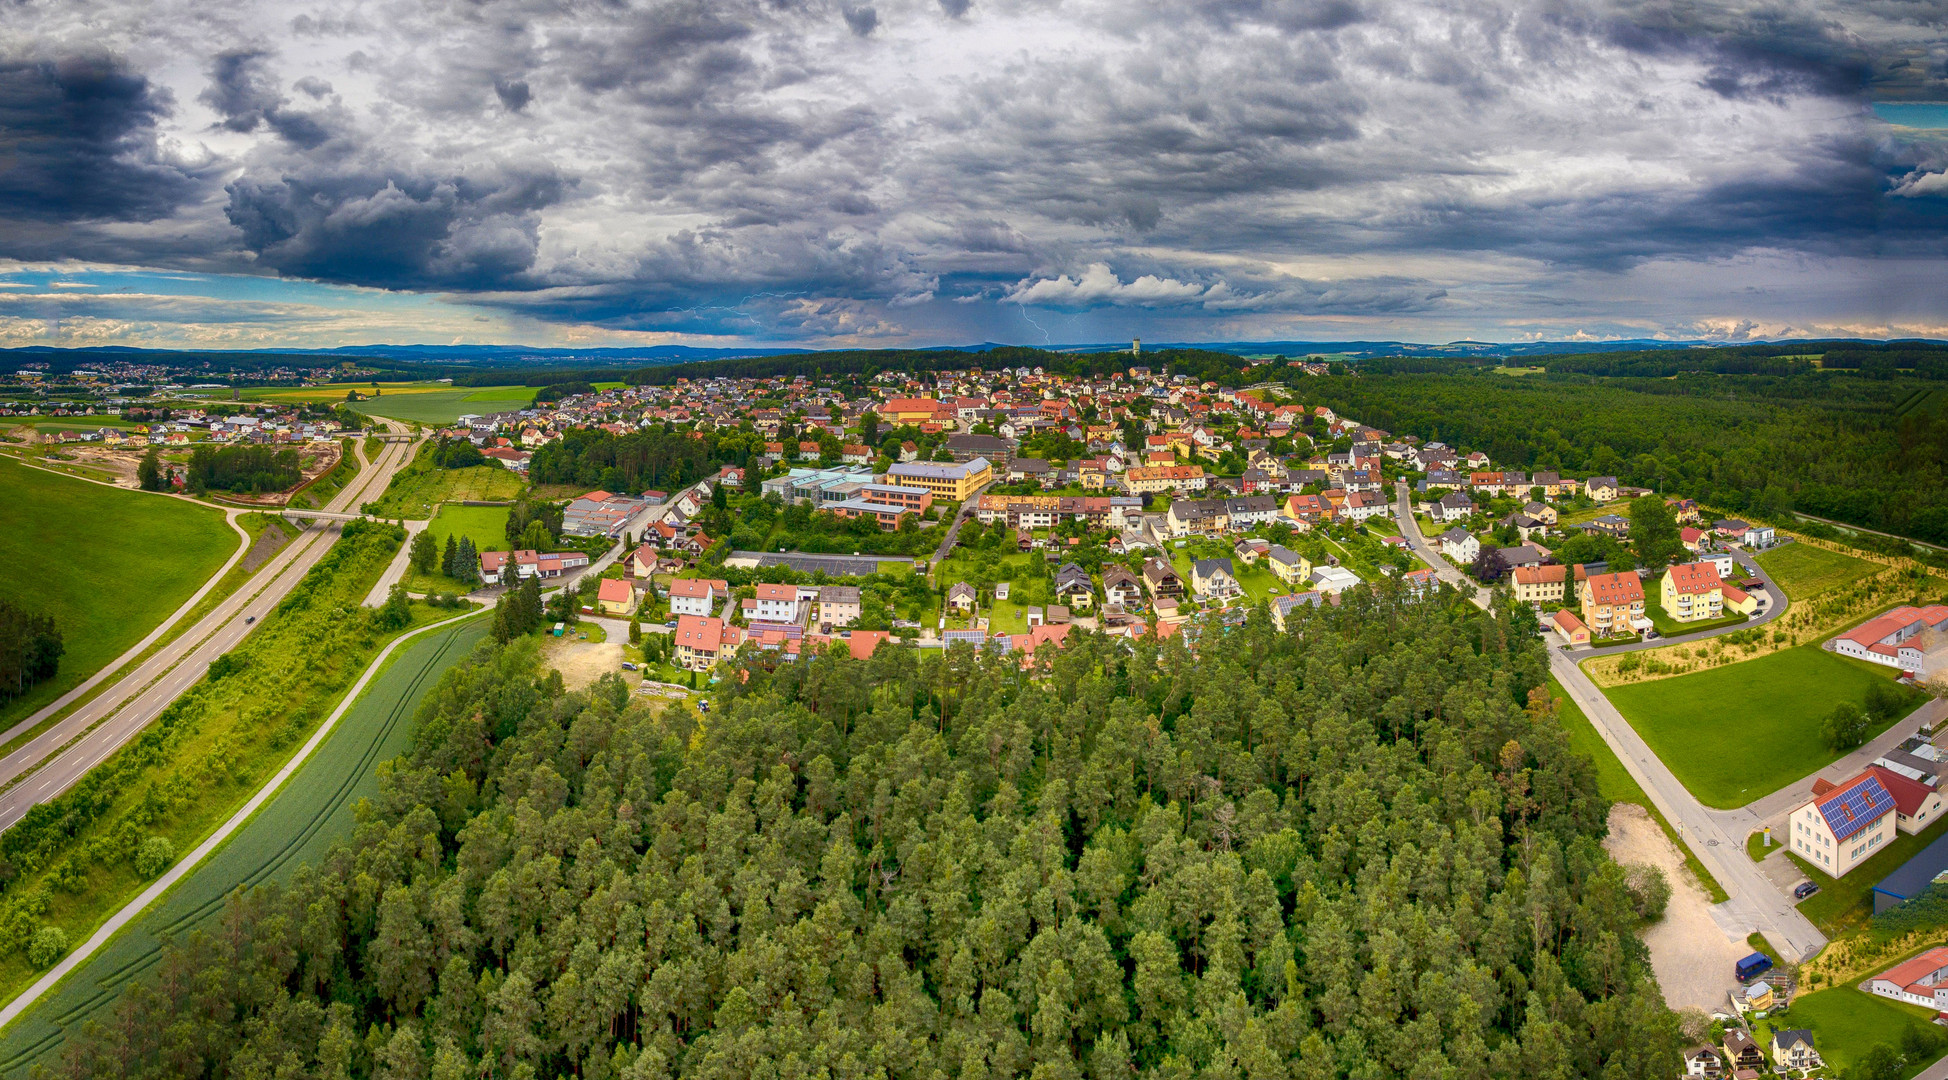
[1789,770,1898,879]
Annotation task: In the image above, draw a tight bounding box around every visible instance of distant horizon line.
[7,334,1947,358]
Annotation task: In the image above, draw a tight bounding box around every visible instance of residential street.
[0,422,424,836]
[1391,479,1830,960]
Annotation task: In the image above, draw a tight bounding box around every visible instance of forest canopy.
[55,583,1682,1080]
[184,444,305,495]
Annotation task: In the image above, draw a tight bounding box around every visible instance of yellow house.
[1723,585,1759,615]
[1584,476,1620,502]
[1660,561,1725,622]
[1267,545,1312,585]
[878,397,942,424]
[885,457,992,502]
[1511,564,1568,605]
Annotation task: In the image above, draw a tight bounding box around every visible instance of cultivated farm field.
[1601,642,1924,808]
[0,456,236,731]
[0,618,490,1072]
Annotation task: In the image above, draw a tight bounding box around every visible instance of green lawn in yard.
[1548,675,1729,902]
[1645,600,1750,638]
[1786,813,1948,935]
[1755,542,1879,600]
[1602,642,1924,808]
[425,503,511,551]
[0,455,236,731]
[1771,985,1941,1077]
[364,448,526,518]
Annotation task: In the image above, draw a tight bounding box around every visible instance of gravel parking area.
[1605,803,1746,1011]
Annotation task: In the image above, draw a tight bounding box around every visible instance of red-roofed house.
[1831,605,1948,669]
[597,577,640,616]
[1790,770,1897,878]
[1869,947,1948,1009]
[843,630,889,660]
[1862,765,1946,833]
[674,612,728,662]
[1660,561,1725,623]
[1579,571,1647,637]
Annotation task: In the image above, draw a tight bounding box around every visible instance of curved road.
[1391,480,1829,960]
[0,423,423,835]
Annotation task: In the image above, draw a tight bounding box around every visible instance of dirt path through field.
[1605,802,1744,1011]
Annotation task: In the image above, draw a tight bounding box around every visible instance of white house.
[1789,770,1896,879]
[1439,527,1480,564]
[668,577,730,618]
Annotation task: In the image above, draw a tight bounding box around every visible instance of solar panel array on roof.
[1818,776,1897,842]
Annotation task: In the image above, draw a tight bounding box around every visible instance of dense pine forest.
[1297,368,1948,545]
[50,584,1681,1080]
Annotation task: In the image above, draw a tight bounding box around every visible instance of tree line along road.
[0,423,423,836]
[1390,480,1827,961]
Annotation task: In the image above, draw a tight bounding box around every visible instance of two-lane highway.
[0,422,424,833]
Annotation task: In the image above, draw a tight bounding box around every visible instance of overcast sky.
[2,0,1945,349]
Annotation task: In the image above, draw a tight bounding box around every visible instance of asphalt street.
[1390,480,1829,960]
[0,425,422,834]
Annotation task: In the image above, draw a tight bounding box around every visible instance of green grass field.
[1754,542,1879,599]
[424,503,511,551]
[1548,676,1729,902]
[402,505,513,594]
[1771,985,1941,1077]
[1645,602,1749,638]
[0,618,490,1074]
[0,456,237,732]
[364,448,526,518]
[349,385,535,424]
[1602,643,1923,808]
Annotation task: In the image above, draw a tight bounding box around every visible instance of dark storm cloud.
[842,5,878,35]
[200,49,335,148]
[7,0,1948,343]
[494,77,532,112]
[0,53,199,224]
[224,165,571,290]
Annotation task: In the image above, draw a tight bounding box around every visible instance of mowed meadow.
[0,456,237,730]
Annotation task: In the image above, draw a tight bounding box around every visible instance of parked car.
[621,661,637,671]
[1794,881,1820,900]
[1735,951,1773,982]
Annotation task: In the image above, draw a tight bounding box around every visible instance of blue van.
[1735,952,1773,982]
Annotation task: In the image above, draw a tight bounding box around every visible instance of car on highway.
[245,615,255,624]
[1794,881,1820,900]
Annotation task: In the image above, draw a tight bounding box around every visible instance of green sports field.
[0,618,489,1073]
[1602,643,1924,808]
[1754,542,1878,599]
[0,456,236,732]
